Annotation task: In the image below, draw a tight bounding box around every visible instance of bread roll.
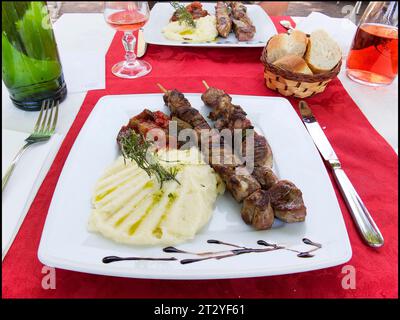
[266,30,308,63]
[273,55,313,75]
[305,29,341,73]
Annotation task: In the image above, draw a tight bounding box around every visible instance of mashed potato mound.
[162,15,218,43]
[88,148,224,246]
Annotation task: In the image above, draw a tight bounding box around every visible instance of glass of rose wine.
[104,1,151,79]
[346,1,398,86]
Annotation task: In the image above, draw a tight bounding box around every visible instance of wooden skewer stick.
[202,80,209,89]
[157,83,168,93]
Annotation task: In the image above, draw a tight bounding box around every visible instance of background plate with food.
[143,2,277,47]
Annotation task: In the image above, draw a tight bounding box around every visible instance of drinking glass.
[104,1,151,79]
[346,1,398,86]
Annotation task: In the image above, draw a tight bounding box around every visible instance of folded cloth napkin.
[53,14,115,93]
[294,12,358,57]
[2,129,63,259]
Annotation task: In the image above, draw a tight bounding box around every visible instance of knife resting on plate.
[299,101,384,248]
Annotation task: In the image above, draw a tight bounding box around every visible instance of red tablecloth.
[2,17,398,298]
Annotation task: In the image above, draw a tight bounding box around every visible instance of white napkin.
[295,12,358,57]
[2,129,63,259]
[53,14,115,93]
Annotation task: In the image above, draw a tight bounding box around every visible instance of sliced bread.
[273,55,313,75]
[305,29,342,73]
[266,30,308,63]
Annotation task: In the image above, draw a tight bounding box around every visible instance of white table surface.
[1,13,398,258]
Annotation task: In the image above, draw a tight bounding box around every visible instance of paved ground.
[48,1,367,23]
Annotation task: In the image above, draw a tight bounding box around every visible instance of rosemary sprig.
[118,129,180,188]
[170,2,196,28]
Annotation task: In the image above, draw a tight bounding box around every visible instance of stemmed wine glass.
[104,1,152,79]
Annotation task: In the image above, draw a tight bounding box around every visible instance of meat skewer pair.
[157,84,275,230]
[201,81,307,223]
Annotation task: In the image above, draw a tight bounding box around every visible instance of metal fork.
[2,100,59,192]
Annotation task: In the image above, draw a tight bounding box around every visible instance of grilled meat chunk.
[241,189,274,230]
[216,2,232,38]
[232,18,256,41]
[214,165,260,202]
[164,89,210,131]
[268,180,307,222]
[242,132,273,168]
[201,87,226,111]
[253,166,278,190]
[202,87,252,129]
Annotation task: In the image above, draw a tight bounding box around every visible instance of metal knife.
[299,101,384,248]
[137,28,147,58]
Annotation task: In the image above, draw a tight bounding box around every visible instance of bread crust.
[273,55,313,75]
[266,30,308,63]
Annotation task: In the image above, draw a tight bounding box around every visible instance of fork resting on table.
[2,100,59,192]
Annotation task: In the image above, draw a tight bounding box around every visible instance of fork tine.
[34,100,47,133]
[40,100,51,133]
[46,100,55,133]
[51,100,59,133]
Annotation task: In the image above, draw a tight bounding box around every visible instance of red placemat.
[2,16,398,298]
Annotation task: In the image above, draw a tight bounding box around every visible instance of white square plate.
[143,2,277,47]
[38,93,352,279]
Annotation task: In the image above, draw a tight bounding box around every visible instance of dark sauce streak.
[181,247,283,265]
[258,238,322,259]
[163,246,189,254]
[303,238,322,248]
[207,239,247,249]
[102,256,177,264]
[102,239,322,265]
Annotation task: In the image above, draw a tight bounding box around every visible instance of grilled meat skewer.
[229,2,256,41]
[159,85,274,230]
[201,85,273,168]
[201,82,307,223]
[215,2,232,38]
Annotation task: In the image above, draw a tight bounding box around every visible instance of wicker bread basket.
[260,43,342,99]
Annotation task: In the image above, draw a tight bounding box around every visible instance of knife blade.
[137,28,147,58]
[299,101,384,248]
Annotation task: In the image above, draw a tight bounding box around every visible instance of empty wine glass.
[104,1,151,79]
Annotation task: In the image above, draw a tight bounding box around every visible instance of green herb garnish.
[170,2,196,28]
[118,129,180,188]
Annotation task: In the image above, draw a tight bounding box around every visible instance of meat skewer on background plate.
[215,1,232,38]
[201,81,307,223]
[229,1,256,41]
[157,84,275,230]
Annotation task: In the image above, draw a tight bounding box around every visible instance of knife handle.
[330,160,384,248]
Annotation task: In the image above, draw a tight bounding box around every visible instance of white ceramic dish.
[143,2,277,47]
[38,93,352,279]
